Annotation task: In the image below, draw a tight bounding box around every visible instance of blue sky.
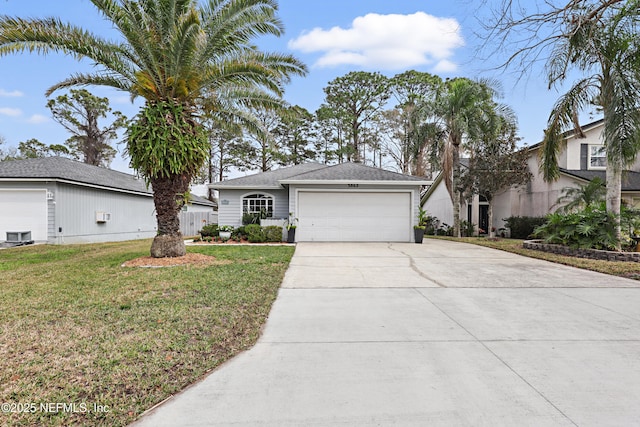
[0,0,596,175]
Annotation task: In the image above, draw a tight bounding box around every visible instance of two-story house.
[422,119,640,234]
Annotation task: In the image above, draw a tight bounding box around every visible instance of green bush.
[460,220,475,237]
[533,207,618,250]
[232,225,247,241]
[503,216,547,239]
[244,224,265,243]
[200,224,219,237]
[242,213,261,225]
[263,226,283,242]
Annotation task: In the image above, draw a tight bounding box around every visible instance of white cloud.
[288,12,464,71]
[0,89,24,97]
[0,107,22,117]
[26,114,50,124]
[433,59,458,73]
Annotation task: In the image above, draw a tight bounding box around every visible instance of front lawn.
[0,240,294,426]
[430,236,640,279]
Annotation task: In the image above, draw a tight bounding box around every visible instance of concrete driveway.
[133,240,640,426]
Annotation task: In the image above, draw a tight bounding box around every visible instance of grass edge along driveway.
[0,240,294,427]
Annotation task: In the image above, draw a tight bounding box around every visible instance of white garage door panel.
[0,190,48,241]
[297,192,411,242]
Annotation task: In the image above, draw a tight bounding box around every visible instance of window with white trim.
[589,145,606,169]
[242,193,274,217]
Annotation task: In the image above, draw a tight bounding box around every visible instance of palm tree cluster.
[0,0,306,257]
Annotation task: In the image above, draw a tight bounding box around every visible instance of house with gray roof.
[211,162,431,242]
[0,157,215,244]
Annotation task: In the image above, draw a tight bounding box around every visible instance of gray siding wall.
[179,211,218,236]
[54,183,156,243]
[288,184,422,228]
[217,188,288,227]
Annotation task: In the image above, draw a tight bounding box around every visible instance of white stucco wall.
[422,179,454,225]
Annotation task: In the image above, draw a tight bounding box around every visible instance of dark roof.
[0,156,151,194]
[280,162,428,183]
[190,194,215,207]
[560,168,640,191]
[211,163,326,189]
[212,162,429,189]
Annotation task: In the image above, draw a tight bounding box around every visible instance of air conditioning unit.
[96,212,112,223]
[6,231,32,243]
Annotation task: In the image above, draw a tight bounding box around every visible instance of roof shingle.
[211,162,428,189]
[0,157,150,194]
[560,168,640,191]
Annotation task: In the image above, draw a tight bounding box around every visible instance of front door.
[479,204,489,234]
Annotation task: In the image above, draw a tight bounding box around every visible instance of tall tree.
[47,89,127,167]
[234,107,281,172]
[315,104,345,164]
[539,2,640,248]
[461,109,531,238]
[0,0,306,257]
[323,71,391,163]
[274,105,317,166]
[481,0,640,250]
[389,71,443,176]
[16,138,70,159]
[434,78,498,237]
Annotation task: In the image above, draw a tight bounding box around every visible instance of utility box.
[96,212,112,223]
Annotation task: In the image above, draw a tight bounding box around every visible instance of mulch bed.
[121,252,230,268]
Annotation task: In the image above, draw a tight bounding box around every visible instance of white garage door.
[0,190,48,241]
[297,191,412,242]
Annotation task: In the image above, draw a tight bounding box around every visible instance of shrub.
[244,224,265,243]
[263,226,283,242]
[435,222,453,236]
[533,208,618,250]
[232,225,247,241]
[424,215,438,235]
[242,213,261,225]
[460,220,475,237]
[503,216,547,239]
[200,224,219,237]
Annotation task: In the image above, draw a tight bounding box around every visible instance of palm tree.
[539,2,640,249]
[0,0,306,257]
[433,78,498,237]
[554,177,606,213]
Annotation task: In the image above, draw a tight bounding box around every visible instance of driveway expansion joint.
[415,288,580,427]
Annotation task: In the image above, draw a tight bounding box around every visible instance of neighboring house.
[422,119,640,234]
[210,162,431,242]
[0,157,215,244]
[180,194,217,236]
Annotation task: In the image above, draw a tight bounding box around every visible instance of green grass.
[0,240,294,426]
[429,236,640,279]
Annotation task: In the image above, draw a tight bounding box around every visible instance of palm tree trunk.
[150,173,190,257]
[452,144,461,238]
[606,161,622,251]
